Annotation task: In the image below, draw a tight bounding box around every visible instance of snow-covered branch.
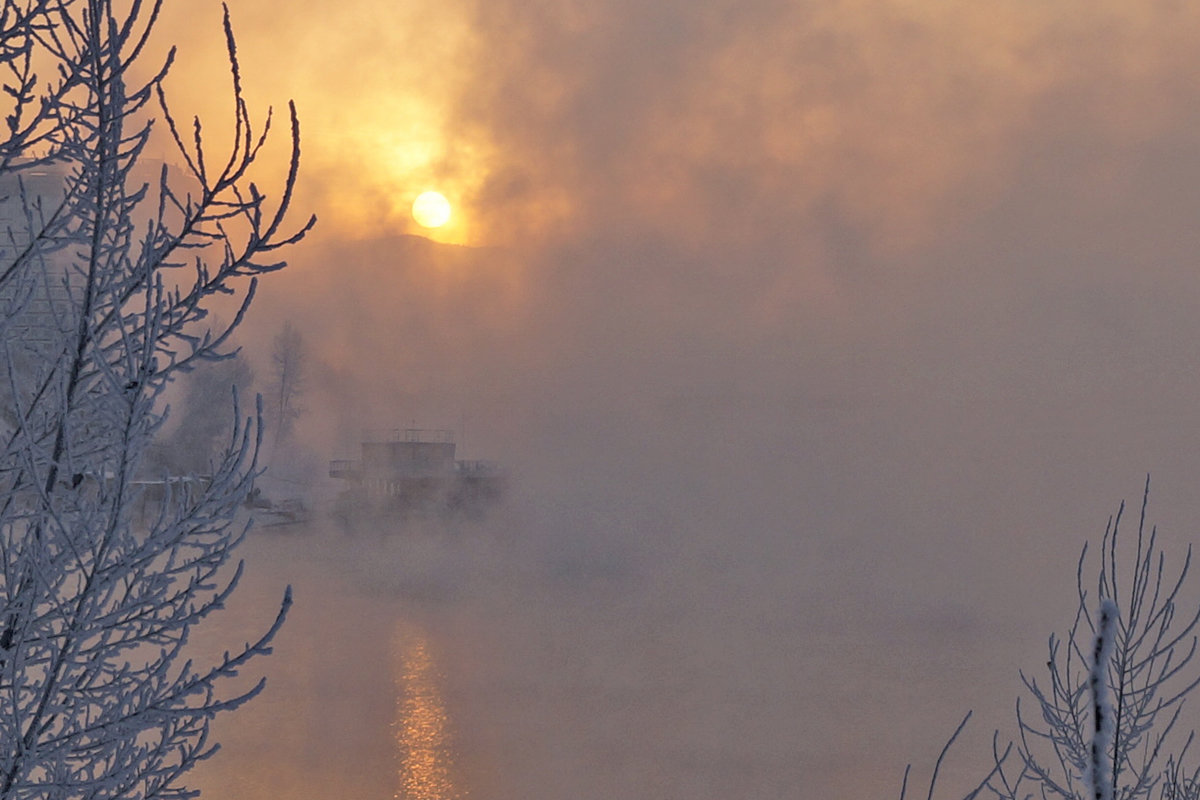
[0,1,310,797]
[900,479,1200,800]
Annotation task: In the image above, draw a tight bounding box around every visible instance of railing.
[329,459,359,478]
[331,458,504,481]
[455,460,504,475]
[361,428,455,444]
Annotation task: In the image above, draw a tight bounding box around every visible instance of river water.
[185,487,1119,800]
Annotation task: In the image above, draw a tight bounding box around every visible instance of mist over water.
[157,3,1200,795]
[187,442,1200,800]
[184,203,1200,798]
[163,195,1200,799]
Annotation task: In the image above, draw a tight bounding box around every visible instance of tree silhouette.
[268,320,306,453]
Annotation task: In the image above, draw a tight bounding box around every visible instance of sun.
[412,191,452,229]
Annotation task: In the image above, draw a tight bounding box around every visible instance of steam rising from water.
[164,2,1200,794]
[187,509,1054,799]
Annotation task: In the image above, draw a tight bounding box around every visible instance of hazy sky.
[160,0,1200,248]
[166,0,1200,517]
[153,1,1200,796]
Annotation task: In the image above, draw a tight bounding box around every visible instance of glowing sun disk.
[412,191,451,228]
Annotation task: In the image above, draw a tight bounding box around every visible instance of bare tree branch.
[0,1,311,797]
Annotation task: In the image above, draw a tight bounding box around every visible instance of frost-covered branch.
[1091,598,1119,800]
[900,478,1200,800]
[0,1,310,798]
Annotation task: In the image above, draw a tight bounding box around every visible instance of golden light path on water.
[394,629,460,800]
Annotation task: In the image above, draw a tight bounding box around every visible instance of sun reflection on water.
[394,632,461,800]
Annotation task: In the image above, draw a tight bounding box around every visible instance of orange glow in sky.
[157,0,484,244]
[155,0,1200,256]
